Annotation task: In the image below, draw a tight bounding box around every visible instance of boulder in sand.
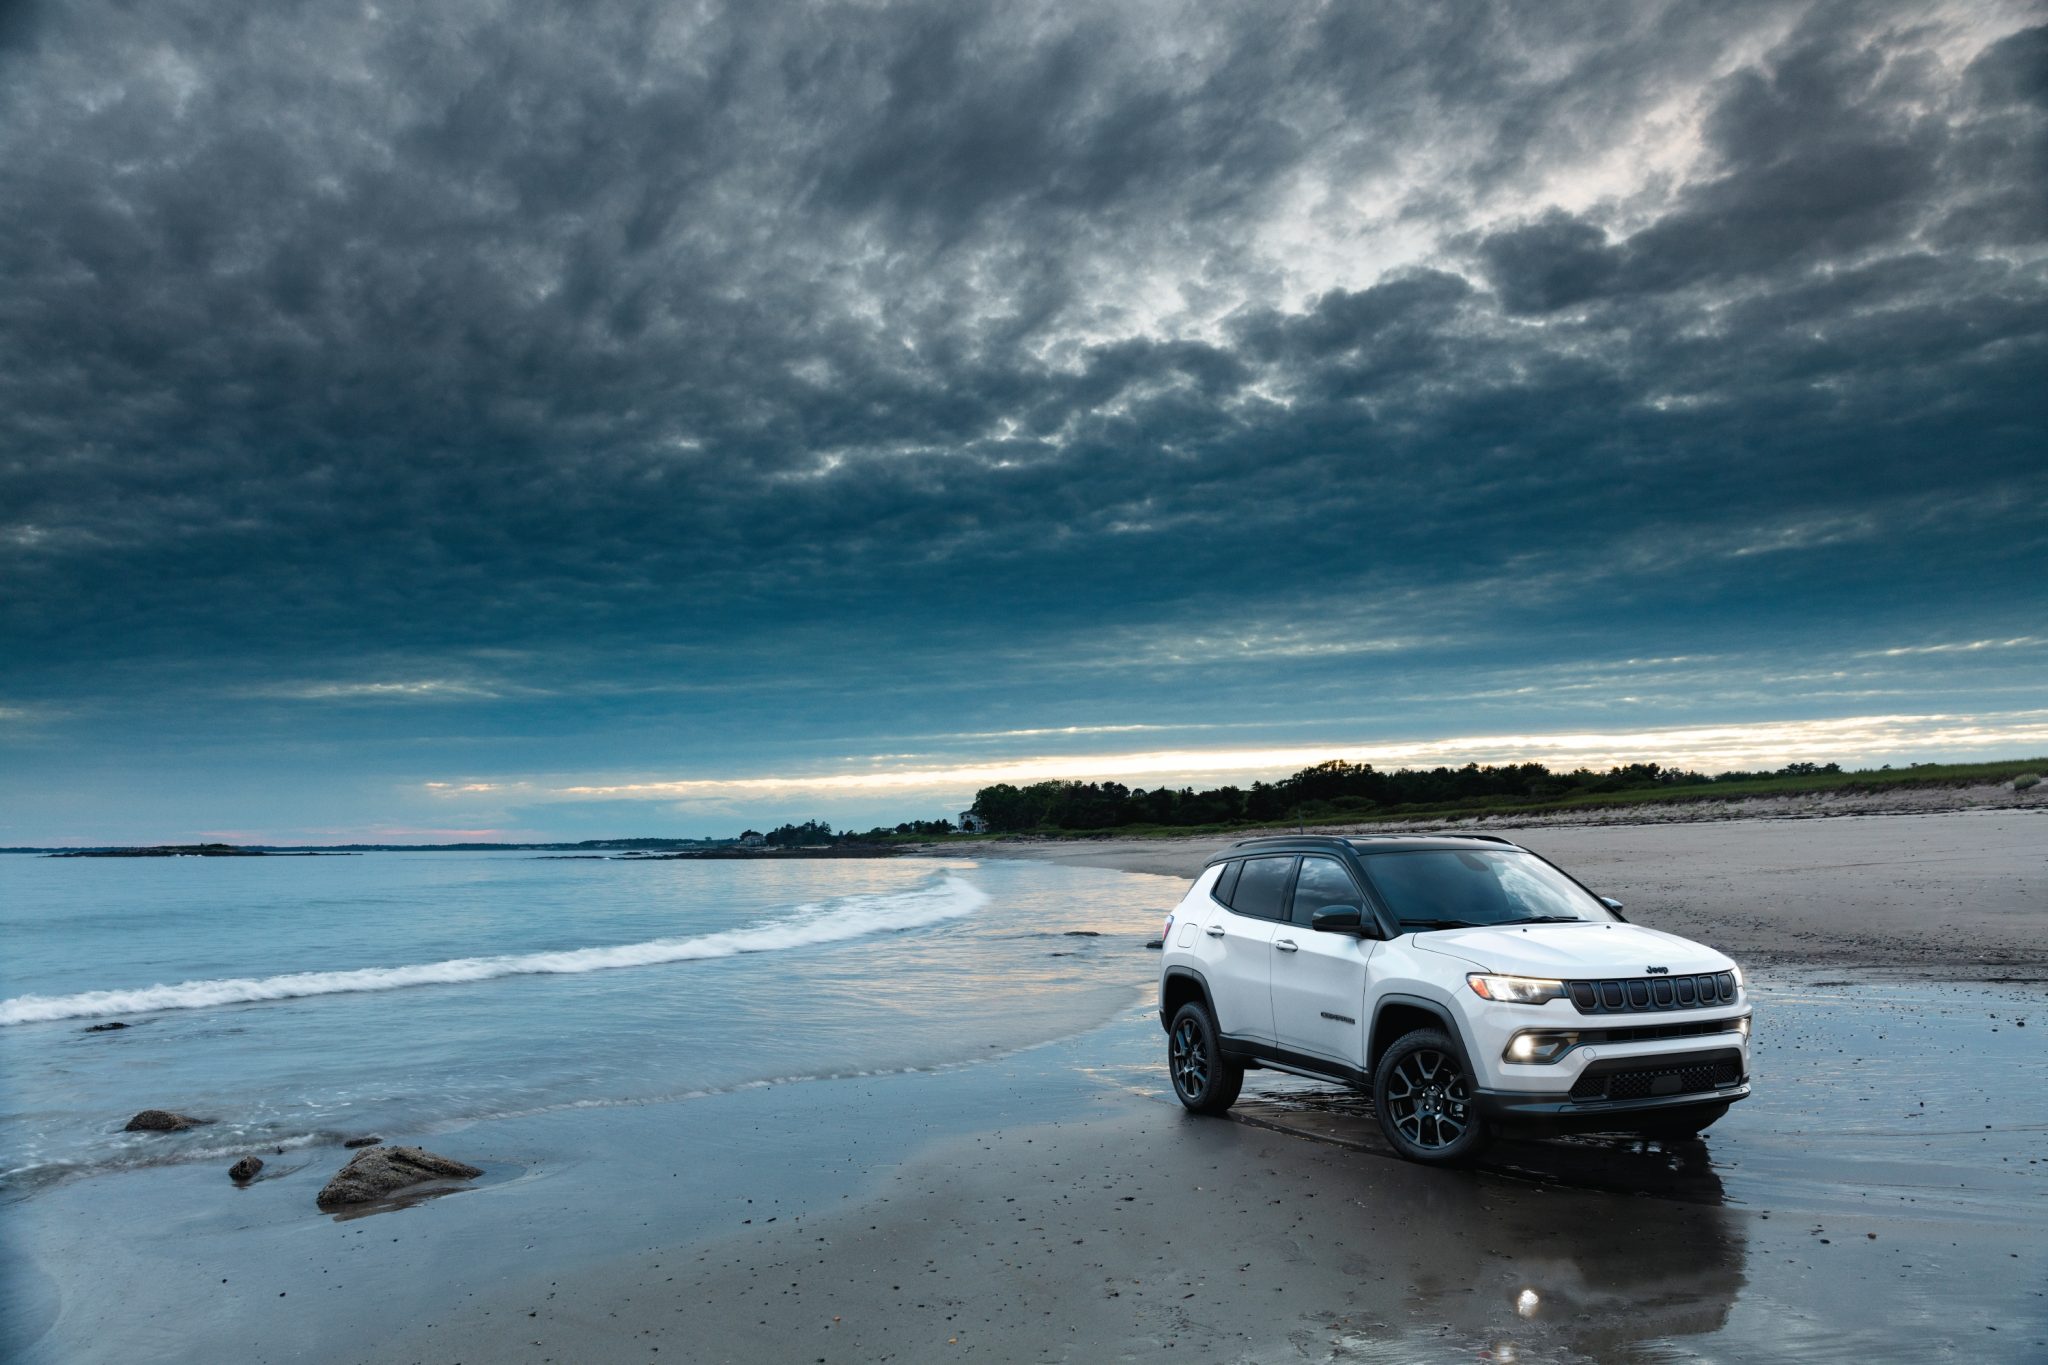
[229,1156,264,1182]
[124,1109,202,1132]
[317,1145,481,1209]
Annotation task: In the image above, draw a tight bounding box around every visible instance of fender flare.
[1159,965,1215,1030]
[1368,989,1478,1077]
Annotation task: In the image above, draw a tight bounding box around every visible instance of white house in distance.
[737,829,767,847]
[956,810,987,833]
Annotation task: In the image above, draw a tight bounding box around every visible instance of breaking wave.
[0,875,989,1026]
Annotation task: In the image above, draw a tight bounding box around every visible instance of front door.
[1270,855,1374,1066]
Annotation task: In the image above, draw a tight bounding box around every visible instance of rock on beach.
[124,1109,203,1132]
[316,1145,481,1209]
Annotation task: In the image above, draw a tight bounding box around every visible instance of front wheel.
[1167,1002,1243,1114]
[1373,1028,1490,1164]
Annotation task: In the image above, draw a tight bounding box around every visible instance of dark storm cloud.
[1473,11,2042,312]
[0,0,2042,729]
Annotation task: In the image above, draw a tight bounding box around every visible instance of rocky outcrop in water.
[342,1135,383,1148]
[124,1109,203,1132]
[316,1145,481,1208]
[85,1021,131,1032]
[229,1156,264,1182]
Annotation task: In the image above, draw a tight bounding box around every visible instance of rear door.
[1270,854,1375,1066]
[1202,855,1293,1044]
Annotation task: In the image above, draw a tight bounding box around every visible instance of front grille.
[1570,1050,1744,1103]
[1594,1018,1739,1046]
[1568,972,1737,1014]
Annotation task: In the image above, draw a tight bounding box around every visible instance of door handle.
[1204,925,1226,937]
[1274,939,1299,952]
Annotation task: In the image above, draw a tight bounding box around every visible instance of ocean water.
[0,852,1180,1199]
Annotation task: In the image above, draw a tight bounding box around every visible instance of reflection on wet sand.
[1219,975,2048,1361]
[1235,1083,1747,1360]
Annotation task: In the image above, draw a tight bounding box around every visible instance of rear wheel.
[1373,1028,1490,1164]
[1168,1002,1243,1114]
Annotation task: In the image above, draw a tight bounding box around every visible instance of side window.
[1210,860,1243,906]
[1291,855,1363,925]
[1228,856,1296,921]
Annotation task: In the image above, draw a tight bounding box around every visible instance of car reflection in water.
[1233,1081,1746,1360]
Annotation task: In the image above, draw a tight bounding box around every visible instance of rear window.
[1227,856,1295,921]
[1210,860,1243,905]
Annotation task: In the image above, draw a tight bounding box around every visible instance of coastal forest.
[764,755,2033,843]
[964,758,1844,833]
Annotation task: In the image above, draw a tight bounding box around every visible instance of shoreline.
[7,812,2045,1363]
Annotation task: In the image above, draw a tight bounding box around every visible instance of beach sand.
[955,806,2048,978]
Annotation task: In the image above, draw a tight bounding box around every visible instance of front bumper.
[1473,1039,1749,1130]
[1474,1080,1750,1132]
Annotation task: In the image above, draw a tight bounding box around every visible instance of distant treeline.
[762,818,959,845]
[965,759,1846,833]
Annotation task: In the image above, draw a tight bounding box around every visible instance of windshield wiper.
[1496,915,1586,925]
[1398,918,1484,931]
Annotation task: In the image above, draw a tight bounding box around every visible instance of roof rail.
[1347,831,1516,844]
[1227,831,1520,850]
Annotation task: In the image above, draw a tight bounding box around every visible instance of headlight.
[1467,973,1567,1004]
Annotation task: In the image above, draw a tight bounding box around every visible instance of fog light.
[1502,1031,1577,1064]
[1737,1015,1751,1037]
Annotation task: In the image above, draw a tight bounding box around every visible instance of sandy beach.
[6,808,2045,1364]
[957,805,2048,979]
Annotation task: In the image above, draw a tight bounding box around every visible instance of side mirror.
[1311,905,1366,935]
[1599,896,1627,920]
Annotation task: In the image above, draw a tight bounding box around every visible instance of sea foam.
[0,874,989,1025]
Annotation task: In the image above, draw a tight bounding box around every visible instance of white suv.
[1158,834,1751,1163]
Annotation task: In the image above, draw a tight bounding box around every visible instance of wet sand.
[957,807,2048,978]
[387,980,2047,1364]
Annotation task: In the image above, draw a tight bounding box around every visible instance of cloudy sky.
[1,0,2044,844]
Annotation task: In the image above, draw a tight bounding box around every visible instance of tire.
[1373,1028,1490,1164]
[1638,1103,1729,1142]
[1167,1001,1243,1115]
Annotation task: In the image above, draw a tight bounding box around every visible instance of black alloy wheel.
[1373,1028,1489,1163]
[1168,1001,1243,1114]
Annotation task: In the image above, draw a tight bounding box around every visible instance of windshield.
[1361,849,1617,930]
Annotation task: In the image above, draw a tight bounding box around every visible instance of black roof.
[1204,832,1523,866]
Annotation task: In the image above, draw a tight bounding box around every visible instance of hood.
[1413,921,1733,978]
